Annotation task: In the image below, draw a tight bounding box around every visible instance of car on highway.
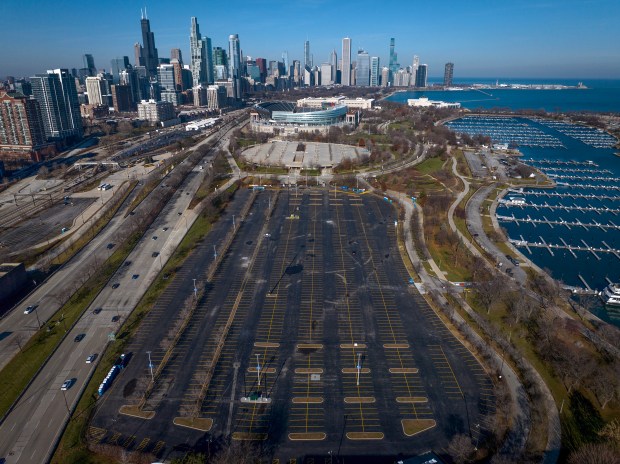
[60,378,75,390]
[24,305,36,314]
[106,243,115,249]
[162,227,168,231]
[152,251,159,257]
[152,236,158,240]
[86,354,97,363]
[132,274,139,280]
[74,333,85,342]
[93,307,102,315]
[112,283,120,289]
[111,315,120,322]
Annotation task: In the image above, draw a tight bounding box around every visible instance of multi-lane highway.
[0,116,244,463]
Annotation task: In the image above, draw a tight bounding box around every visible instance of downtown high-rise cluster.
[1,11,455,169]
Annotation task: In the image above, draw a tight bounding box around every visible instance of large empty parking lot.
[90,187,495,462]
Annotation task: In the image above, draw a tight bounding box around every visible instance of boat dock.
[522,158,600,167]
[498,202,620,214]
[509,190,620,201]
[509,238,620,259]
[497,215,620,231]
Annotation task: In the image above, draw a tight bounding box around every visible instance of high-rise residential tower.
[356,49,370,86]
[0,91,47,162]
[139,9,159,77]
[228,34,242,99]
[190,17,206,87]
[171,48,183,63]
[342,38,351,86]
[370,56,381,86]
[415,64,428,88]
[443,62,454,87]
[31,69,82,140]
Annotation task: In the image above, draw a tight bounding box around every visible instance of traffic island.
[118,405,155,419]
[401,419,436,436]
[173,417,213,432]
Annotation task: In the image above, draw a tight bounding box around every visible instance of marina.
[447,114,620,325]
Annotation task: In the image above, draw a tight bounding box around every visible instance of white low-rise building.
[186,118,220,131]
[407,97,461,109]
[296,96,374,110]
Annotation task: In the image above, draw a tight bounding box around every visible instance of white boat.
[601,283,620,307]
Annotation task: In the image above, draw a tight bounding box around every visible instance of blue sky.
[1,0,619,79]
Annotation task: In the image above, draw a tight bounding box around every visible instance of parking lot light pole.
[34,307,41,329]
[232,214,235,229]
[193,279,198,298]
[356,352,362,386]
[147,351,154,381]
[256,354,261,386]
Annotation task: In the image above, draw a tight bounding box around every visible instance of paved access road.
[90,188,494,463]
[0,119,244,464]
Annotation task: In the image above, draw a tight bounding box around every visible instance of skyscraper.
[415,64,428,88]
[329,49,338,84]
[190,17,206,87]
[171,48,183,63]
[342,38,351,86]
[282,51,289,76]
[370,56,381,86]
[411,56,419,88]
[356,49,370,86]
[139,9,159,77]
[228,34,242,99]
[83,54,96,77]
[111,57,130,84]
[31,69,82,140]
[444,62,454,87]
[304,40,311,69]
[388,38,399,84]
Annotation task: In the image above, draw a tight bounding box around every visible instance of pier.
[498,202,620,214]
[560,238,577,258]
[522,158,599,167]
[509,239,620,259]
[497,215,620,231]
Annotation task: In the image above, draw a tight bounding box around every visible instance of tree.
[447,433,476,464]
[475,275,505,314]
[567,443,620,464]
[588,360,620,409]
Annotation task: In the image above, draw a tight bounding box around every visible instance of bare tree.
[588,360,620,409]
[567,443,620,464]
[475,275,505,314]
[447,433,476,464]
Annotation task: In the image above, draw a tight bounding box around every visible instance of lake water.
[444,115,620,325]
[385,79,620,113]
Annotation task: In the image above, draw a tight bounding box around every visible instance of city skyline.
[1,0,619,79]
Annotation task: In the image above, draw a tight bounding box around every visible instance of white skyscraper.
[342,38,351,86]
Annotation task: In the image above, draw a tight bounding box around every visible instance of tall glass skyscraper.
[330,49,338,84]
[370,56,381,86]
[304,41,311,69]
[342,38,351,86]
[139,9,159,78]
[190,17,214,87]
[229,34,242,99]
[31,69,82,140]
[443,62,454,87]
[415,64,428,88]
[388,38,399,84]
[356,49,370,86]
